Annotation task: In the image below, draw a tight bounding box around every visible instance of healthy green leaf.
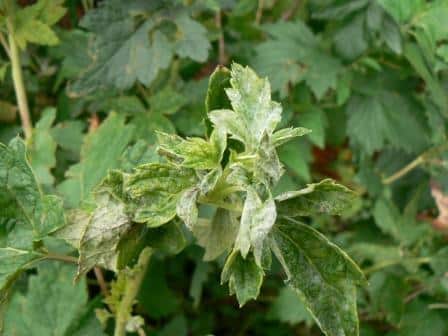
[27,108,57,187]
[0,137,65,238]
[57,113,134,208]
[4,262,104,336]
[13,0,66,49]
[253,21,342,98]
[68,1,210,95]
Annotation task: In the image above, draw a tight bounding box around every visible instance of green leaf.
[334,14,368,60]
[27,108,57,187]
[276,179,357,217]
[68,2,209,96]
[57,113,134,208]
[0,248,41,301]
[13,0,66,48]
[253,21,342,98]
[4,262,104,336]
[50,120,84,156]
[404,43,448,114]
[377,0,424,23]
[278,139,312,182]
[346,92,430,154]
[235,189,276,266]
[143,220,186,255]
[270,218,364,336]
[149,87,187,116]
[267,286,313,326]
[124,163,197,226]
[209,63,281,150]
[368,272,407,325]
[298,107,328,148]
[173,12,210,62]
[221,250,264,307]
[192,208,239,261]
[0,137,65,238]
[205,65,231,114]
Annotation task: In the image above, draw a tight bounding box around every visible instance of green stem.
[382,156,424,185]
[114,248,152,336]
[44,253,78,264]
[363,257,430,274]
[6,18,32,139]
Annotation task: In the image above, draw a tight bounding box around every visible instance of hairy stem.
[7,18,32,139]
[383,156,424,184]
[114,248,152,336]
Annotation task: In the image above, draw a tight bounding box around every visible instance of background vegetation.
[1,0,448,335]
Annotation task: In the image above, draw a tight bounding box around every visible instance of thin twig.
[215,10,226,65]
[383,156,424,184]
[428,303,448,310]
[282,0,301,20]
[7,18,32,139]
[255,0,264,25]
[45,253,78,264]
[94,267,109,297]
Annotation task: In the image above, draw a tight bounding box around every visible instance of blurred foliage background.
[1,0,448,335]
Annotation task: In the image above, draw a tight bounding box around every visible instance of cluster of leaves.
[1,0,448,335]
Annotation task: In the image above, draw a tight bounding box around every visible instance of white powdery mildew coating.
[78,194,131,276]
[236,189,277,265]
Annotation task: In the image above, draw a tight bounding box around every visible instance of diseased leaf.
[271,127,311,147]
[124,163,197,226]
[209,63,281,150]
[235,189,276,266]
[77,192,131,277]
[276,179,356,217]
[270,218,364,336]
[157,128,226,169]
[176,187,199,230]
[221,251,264,307]
[192,208,239,261]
